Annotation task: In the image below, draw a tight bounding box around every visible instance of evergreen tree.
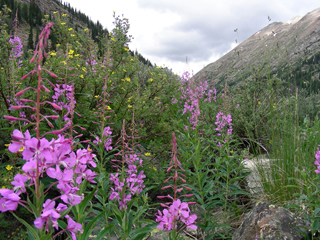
[27,26,34,50]
[21,3,28,21]
[35,27,39,45]
[17,3,22,22]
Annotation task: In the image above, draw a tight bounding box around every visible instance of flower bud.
[44,69,57,78]
[10,106,23,110]
[4,116,18,121]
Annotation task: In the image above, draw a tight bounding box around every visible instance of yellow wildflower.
[144,153,151,156]
[258,101,261,105]
[1,186,5,189]
[128,105,132,108]
[130,58,134,61]
[123,69,126,72]
[84,28,88,32]
[69,49,74,55]
[50,52,56,56]
[53,11,58,14]
[56,44,60,47]
[6,165,13,171]
[153,167,157,171]
[112,72,115,74]
[82,67,86,72]
[107,106,111,110]
[273,104,276,109]
[62,61,66,65]
[75,54,80,57]
[111,38,115,41]
[70,34,75,37]
[149,78,153,82]
[61,22,66,25]
[62,13,67,17]
[80,75,84,79]
[94,95,99,98]
[8,8,11,12]
[44,15,49,18]
[88,148,92,151]
[125,78,130,82]
[19,147,24,152]
[124,47,129,51]
[4,143,10,147]
[68,28,73,31]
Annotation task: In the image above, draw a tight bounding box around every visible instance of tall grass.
[245,71,320,207]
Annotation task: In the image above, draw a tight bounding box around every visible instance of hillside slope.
[195,7,320,92]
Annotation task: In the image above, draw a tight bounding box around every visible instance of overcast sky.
[63,0,320,75]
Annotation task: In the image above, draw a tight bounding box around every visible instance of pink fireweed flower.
[65,215,83,240]
[60,185,83,206]
[109,154,145,209]
[11,174,30,195]
[34,199,66,232]
[0,189,21,212]
[315,147,320,174]
[75,165,97,184]
[178,71,216,129]
[8,129,31,153]
[156,132,197,232]
[215,112,233,146]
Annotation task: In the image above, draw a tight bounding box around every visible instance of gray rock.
[232,202,310,240]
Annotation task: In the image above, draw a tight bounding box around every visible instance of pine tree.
[35,27,39,46]
[27,26,34,50]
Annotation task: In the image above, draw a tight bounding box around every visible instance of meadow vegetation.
[1,5,320,240]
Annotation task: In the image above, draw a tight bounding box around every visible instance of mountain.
[195,7,320,92]
[0,0,153,66]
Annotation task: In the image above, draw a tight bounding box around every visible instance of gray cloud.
[137,0,320,64]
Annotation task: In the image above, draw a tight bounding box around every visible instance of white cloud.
[63,0,320,75]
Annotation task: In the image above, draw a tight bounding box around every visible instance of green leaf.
[11,212,40,240]
[79,187,96,214]
[130,223,158,239]
[95,225,114,240]
[80,210,106,240]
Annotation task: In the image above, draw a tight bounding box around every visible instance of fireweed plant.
[156,132,197,239]
[1,22,98,239]
[105,120,155,239]
[173,72,249,239]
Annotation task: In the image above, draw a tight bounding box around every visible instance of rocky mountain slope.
[195,7,320,92]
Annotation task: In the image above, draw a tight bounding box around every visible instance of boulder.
[232,202,310,240]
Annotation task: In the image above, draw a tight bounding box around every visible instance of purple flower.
[315,148,320,173]
[0,189,21,212]
[155,133,197,232]
[75,165,97,184]
[34,199,61,231]
[8,129,31,153]
[65,215,83,240]
[60,185,83,206]
[11,174,30,194]
[9,36,23,68]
